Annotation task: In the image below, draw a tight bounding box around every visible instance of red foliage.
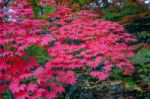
[0,0,136,98]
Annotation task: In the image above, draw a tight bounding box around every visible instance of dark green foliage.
[102,1,149,22]
[28,0,41,17]
[124,16,150,34]
[136,32,150,43]
[64,39,83,45]
[21,77,37,84]
[110,68,139,92]
[28,0,55,18]
[2,89,13,99]
[109,68,122,80]
[25,44,50,66]
[130,48,150,86]
[101,1,150,41]
[72,0,87,6]
[101,0,150,41]
[130,48,150,65]
[102,7,137,21]
[43,6,55,15]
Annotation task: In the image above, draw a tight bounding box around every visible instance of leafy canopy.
[0,0,136,98]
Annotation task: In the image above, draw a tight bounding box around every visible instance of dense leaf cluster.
[0,0,136,98]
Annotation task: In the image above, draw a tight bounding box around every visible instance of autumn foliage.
[0,0,136,98]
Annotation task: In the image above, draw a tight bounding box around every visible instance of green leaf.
[43,6,55,14]
[2,89,13,99]
[123,77,136,86]
[109,68,122,80]
[24,44,50,65]
[79,0,86,5]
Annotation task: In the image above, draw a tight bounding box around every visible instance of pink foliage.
[0,0,136,98]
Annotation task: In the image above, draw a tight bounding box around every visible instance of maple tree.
[0,0,136,98]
